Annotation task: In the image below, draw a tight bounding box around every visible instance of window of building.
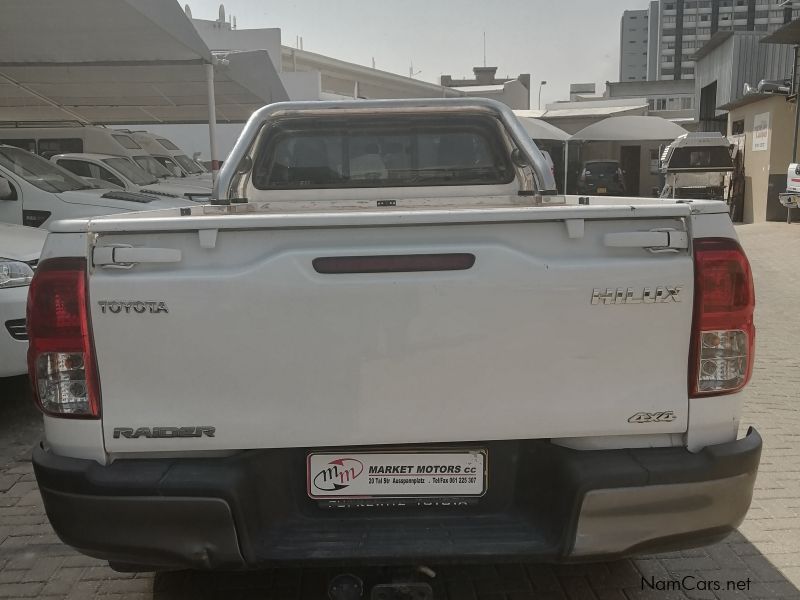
[685,15,697,22]
[686,0,697,8]
[647,99,655,110]
[681,97,693,110]
[663,28,676,35]
[662,68,675,76]
[665,3,675,9]
[682,67,695,75]
[655,98,668,110]
[755,23,768,31]
[699,0,711,7]
[665,55,674,62]
[663,15,676,23]
[733,24,748,30]
[697,27,711,34]
[732,119,745,135]
[719,0,732,7]
[700,14,710,21]
[755,10,768,18]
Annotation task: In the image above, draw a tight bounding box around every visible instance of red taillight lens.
[689,238,755,397]
[26,258,101,418]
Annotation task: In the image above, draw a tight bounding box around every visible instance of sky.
[186,0,652,107]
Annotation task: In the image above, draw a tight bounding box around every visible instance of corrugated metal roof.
[760,19,800,44]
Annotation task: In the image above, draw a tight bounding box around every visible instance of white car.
[0,145,196,228]
[51,153,211,202]
[0,223,46,378]
[28,99,760,582]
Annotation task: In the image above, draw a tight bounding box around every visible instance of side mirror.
[0,177,16,201]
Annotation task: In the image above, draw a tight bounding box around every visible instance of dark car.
[577,160,626,196]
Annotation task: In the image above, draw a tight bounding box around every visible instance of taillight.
[689,238,755,397]
[26,258,101,418]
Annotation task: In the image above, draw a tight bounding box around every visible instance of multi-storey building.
[655,0,799,80]
[620,9,650,80]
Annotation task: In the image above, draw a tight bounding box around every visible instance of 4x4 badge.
[628,411,677,424]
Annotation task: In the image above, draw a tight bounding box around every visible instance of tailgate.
[90,214,694,453]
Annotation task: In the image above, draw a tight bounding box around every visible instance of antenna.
[233,15,236,29]
[372,57,376,69]
[300,37,304,50]
[483,32,486,67]
[218,3,225,23]
[409,60,421,78]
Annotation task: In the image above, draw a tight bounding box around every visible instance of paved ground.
[0,222,798,600]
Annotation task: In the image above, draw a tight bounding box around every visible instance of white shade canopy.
[0,0,288,124]
[570,116,688,142]
[514,116,570,141]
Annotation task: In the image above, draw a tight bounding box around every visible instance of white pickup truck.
[29,99,759,577]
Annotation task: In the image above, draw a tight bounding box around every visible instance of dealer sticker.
[307,451,486,499]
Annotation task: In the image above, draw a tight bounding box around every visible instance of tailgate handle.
[94,246,182,267]
[604,229,688,253]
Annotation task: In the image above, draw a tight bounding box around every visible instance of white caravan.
[659,132,734,200]
[0,124,145,160]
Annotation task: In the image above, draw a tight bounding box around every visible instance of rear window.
[251,116,515,190]
[584,162,619,176]
[666,146,733,170]
[112,134,142,149]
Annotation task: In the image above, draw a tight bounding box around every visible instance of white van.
[129,131,212,183]
[0,124,145,160]
[51,153,211,202]
[0,145,195,228]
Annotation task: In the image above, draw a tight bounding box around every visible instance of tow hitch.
[327,568,435,600]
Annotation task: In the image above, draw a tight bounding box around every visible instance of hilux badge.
[591,286,682,305]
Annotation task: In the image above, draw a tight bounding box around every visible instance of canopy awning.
[0,50,287,124]
[570,115,688,141]
[513,115,570,141]
[0,0,288,125]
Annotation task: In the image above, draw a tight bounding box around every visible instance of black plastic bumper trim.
[32,429,761,569]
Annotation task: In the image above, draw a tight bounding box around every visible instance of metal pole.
[538,85,542,110]
[563,140,569,194]
[205,62,219,187]
[790,45,800,224]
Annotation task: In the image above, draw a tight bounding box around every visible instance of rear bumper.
[33,428,761,569]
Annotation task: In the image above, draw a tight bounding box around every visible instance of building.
[647,1,661,80]
[605,79,696,123]
[646,0,798,81]
[440,67,532,110]
[620,9,650,81]
[693,30,793,130]
[720,93,799,222]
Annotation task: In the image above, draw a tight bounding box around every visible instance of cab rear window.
[251,116,514,190]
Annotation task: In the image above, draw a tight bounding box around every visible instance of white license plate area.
[307,450,486,499]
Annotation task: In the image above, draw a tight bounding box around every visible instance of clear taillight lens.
[689,238,755,397]
[27,258,101,418]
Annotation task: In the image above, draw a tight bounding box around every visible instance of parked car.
[129,131,212,183]
[659,132,734,200]
[29,99,759,580]
[51,153,211,202]
[577,159,626,196]
[0,145,196,228]
[0,223,46,378]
